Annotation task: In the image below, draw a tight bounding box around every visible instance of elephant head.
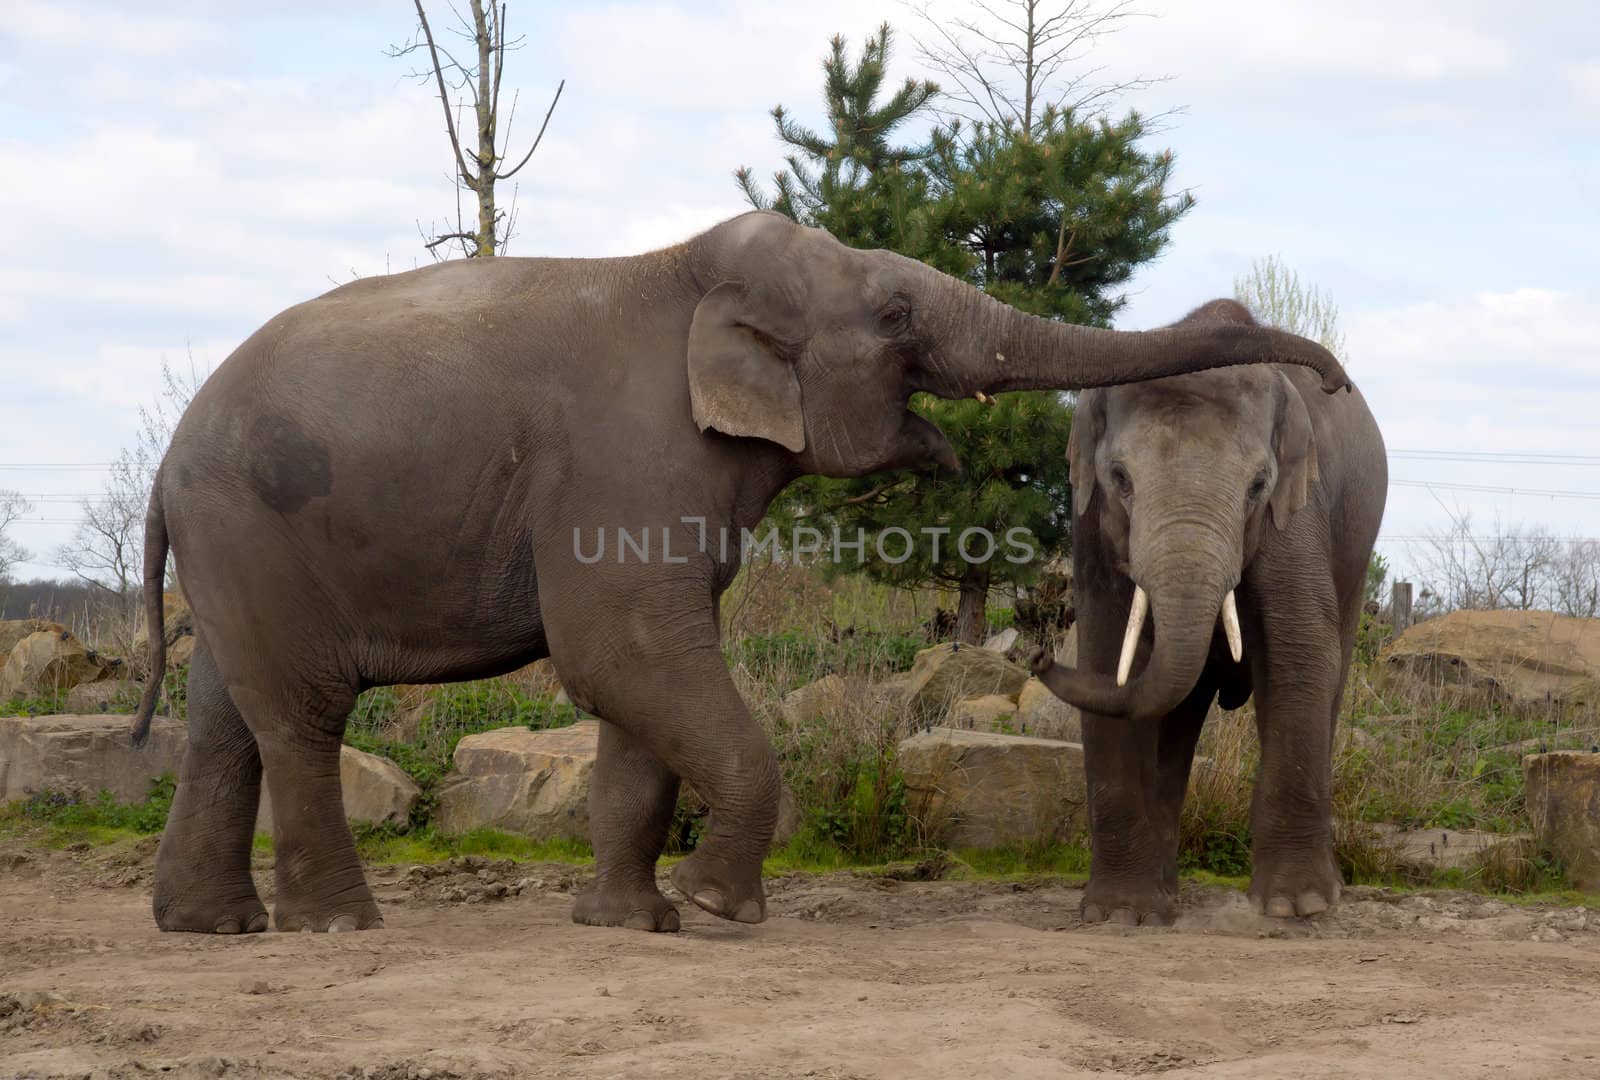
[1035,299,1322,719]
[686,213,1347,479]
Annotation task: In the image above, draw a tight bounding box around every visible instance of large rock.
[781,673,850,724]
[898,727,1086,848]
[256,745,422,832]
[0,714,186,804]
[1524,752,1600,890]
[0,619,66,659]
[904,644,1029,725]
[949,694,1020,732]
[1014,625,1081,740]
[983,627,1020,655]
[64,679,141,715]
[1015,679,1082,741]
[1,629,116,703]
[1380,610,1600,706]
[435,721,598,839]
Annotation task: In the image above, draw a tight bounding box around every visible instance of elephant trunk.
[1039,508,1241,721]
[918,279,1350,396]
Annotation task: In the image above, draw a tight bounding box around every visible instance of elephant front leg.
[1249,590,1344,918]
[1080,710,1176,926]
[560,641,777,925]
[571,720,683,932]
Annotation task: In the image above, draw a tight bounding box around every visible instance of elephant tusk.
[1116,585,1149,687]
[974,391,995,405]
[1221,590,1243,663]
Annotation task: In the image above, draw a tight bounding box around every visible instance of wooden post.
[1391,581,1413,632]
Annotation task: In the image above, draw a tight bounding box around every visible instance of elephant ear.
[1068,390,1103,517]
[687,281,806,453]
[1270,372,1320,530]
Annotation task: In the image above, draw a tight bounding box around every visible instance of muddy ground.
[3,840,1599,1079]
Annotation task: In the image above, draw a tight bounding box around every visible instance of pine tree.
[739,30,1192,643]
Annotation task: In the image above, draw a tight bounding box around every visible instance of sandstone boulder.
[1014,625,1080,740]
[904,644,1029,725]
[898,727,1086,848]
[983,627,1020,655]
[781,673,850,724]
[1,629,115,703]
[949,694,1020,732]
[1524,751,1600,891]
[435,721,597,839]
[256,744,422,832]
[0,714,186,804]
[0,619,65,659]
[64,679,141,715]
[1380,610,1600,706]
[1015,678,1082,741]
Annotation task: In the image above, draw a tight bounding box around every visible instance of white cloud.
[2,0,221,56]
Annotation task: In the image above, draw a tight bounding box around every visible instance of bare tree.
[1234,255,1347,363]
[1416,510,1560,613]
[1549,539,1600,619]
[390,1,563,258]
[910,0,1160,132]
[55,357,205,647]
[0,490,31,583]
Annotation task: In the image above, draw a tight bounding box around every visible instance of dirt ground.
[4,841,1600,1080]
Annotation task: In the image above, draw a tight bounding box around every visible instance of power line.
[1391,479,1600,500]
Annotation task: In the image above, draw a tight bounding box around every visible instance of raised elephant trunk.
[917,278,1349,396]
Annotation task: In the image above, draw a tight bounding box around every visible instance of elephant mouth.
[897,409,961,474]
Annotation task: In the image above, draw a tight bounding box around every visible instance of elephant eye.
[1110,464,1133,498]
[1248,473,1269,500]
[876,296,912,335]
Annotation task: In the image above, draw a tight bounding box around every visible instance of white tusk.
[1221,590,1243,663]
[1116,585,1149,687]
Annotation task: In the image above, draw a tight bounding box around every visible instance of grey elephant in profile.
[1031,299,1385,924]
[131,213,1349,935]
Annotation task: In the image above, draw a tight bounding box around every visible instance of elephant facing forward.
[133,215,1349,936]
[1031,299,1385,924]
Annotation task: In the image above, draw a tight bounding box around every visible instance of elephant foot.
[155,892,271,935]
[669,851,765,924]
[1251,848,1342,918]
[153,860,270,935]
[1080,878,1176,928]
[273,899,385,933]
[572,880,680,932]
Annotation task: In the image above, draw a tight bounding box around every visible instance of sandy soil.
[3,841,1600,1080]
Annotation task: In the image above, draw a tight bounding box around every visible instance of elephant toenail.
[691,890,726,916]
[215,918,242,934]
[623,910,658,932]
[1081,903,1105,923]
[659,909,680,932]
[327,914,359,933]
[733,899,764,924]
[1296,891,1329,916]
[246,913,269,933]
[1109,908,1139,926]
[1265,896,1296,918]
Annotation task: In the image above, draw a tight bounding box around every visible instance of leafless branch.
[413,0,476,184]
[497,78,564,179]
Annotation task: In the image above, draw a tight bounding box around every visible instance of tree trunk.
[954,565,991,645]
[471,0,496,256]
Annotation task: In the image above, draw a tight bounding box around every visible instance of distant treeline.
[0,579,103,624]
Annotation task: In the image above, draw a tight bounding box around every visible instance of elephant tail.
[131,474,169,749]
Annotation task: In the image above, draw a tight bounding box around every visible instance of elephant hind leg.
[571,720,682,932]
[233,678,381,933]
[153,637,269,934]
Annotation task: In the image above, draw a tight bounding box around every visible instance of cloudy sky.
[0,0,1595,586]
